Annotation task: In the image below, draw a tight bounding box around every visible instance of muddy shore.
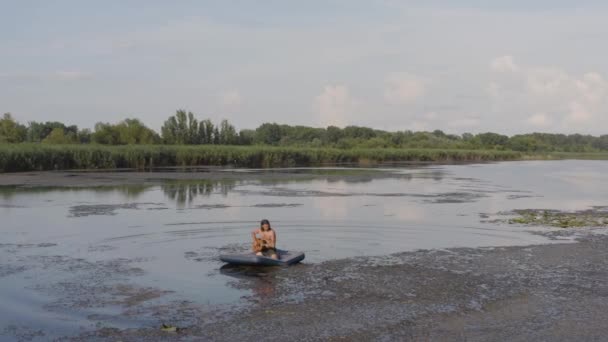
[1,230,599,341]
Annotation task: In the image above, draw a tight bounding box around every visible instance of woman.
[251,219,278,259]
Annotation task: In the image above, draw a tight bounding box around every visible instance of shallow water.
[1,160,607,340]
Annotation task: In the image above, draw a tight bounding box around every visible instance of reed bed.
[0,144,524,172]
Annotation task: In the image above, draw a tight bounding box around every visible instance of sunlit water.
[1,160,607,338]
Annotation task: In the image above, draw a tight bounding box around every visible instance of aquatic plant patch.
[488,207,608,228]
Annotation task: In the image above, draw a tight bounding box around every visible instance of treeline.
[1,111,608,153]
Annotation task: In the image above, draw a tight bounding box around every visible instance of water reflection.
[0,167,447,208]
[161,181,237,207]
[219,264,278,303]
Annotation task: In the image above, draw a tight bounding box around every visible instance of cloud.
[0,70,93,82]
[384,73,426,105]
[314,85,357,127]
[490,55,518,73]
[52,71,94,81]
[488,56,608,131]
[448,117,480,128]
[525,113,551,127]
[525,67,569,95]
[218,90,242,108]
[566,101,592,123]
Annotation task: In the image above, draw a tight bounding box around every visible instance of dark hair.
[260,219,272,231]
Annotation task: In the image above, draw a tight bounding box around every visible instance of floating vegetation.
[497,207,608,228]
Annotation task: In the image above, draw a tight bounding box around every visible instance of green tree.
[254,123,282,145]
[199,119,215,144]
[42,127,77,144]
[219,119,237,144]
[92,122,120,144]
[78,128,92,144]
[161,110,199,144]
[238,129,255,145]
[0,113,27,143]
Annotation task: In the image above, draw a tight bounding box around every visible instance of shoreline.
[41,230,608,341]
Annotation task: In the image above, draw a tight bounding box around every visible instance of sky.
[2,0,608,135]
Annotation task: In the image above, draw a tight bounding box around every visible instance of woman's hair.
[260,219,272,231]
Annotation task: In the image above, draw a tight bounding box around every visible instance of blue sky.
[2,1,608,134]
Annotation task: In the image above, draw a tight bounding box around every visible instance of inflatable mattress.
[220,249,305,266]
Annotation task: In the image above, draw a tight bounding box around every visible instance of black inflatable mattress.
[219,249,305,266]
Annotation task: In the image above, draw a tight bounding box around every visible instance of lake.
[1,160,607,340]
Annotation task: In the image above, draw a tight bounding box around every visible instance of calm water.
[1,160,607,339]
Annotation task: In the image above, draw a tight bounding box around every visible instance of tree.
[42,127,77,144]
[219,119,237,144]
[92,122,120,144]
[254,123,282,145]
[0,113,27,143]
[325,126,343,145]
[199,119,215,144]
[161,110,199,144]
[238,129,255,145]
[187,112,199,144]
[476,132,509,148]
[78,128,92,144]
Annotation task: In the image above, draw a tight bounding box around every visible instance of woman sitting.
[251,219,278,259]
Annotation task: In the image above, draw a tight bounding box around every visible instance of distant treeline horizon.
[1,110,607,153]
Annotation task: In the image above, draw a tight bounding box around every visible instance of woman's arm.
[270,230,276,247]
[251,229,260,241]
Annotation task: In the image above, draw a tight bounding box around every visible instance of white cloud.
[566,101,592,123]
[315,85,357,127]
[488,56,608,132]
[384,73,426,105]
[448,117,480,128]
[218,90,242,108]
[525,67,568,95]
[525,113,551,127]
[486,82,501,98]
[490,55,518,73]
[52,71,93,82]
[0,70,93,82]
[409,121,430,131]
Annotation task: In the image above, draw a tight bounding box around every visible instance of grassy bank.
[0,144,526,172]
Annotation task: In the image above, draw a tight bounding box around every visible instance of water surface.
[1,160,607,340]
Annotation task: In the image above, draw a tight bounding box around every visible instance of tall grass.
[0,144,524,172]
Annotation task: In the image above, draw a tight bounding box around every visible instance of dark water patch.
[1,325,45,341]
[0,264,30,278]
[185,243,249,263]
[87,245,118,253]
[192,203,303,210]
[0,203,25,208]
[250,203,302,208]
[102,234,157,243]
[194,204,231,210]
[421,192,488,204]
[68,202,165,217]
[164,220,254,226]
[506,194,543,200]
[69,203,138,217]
